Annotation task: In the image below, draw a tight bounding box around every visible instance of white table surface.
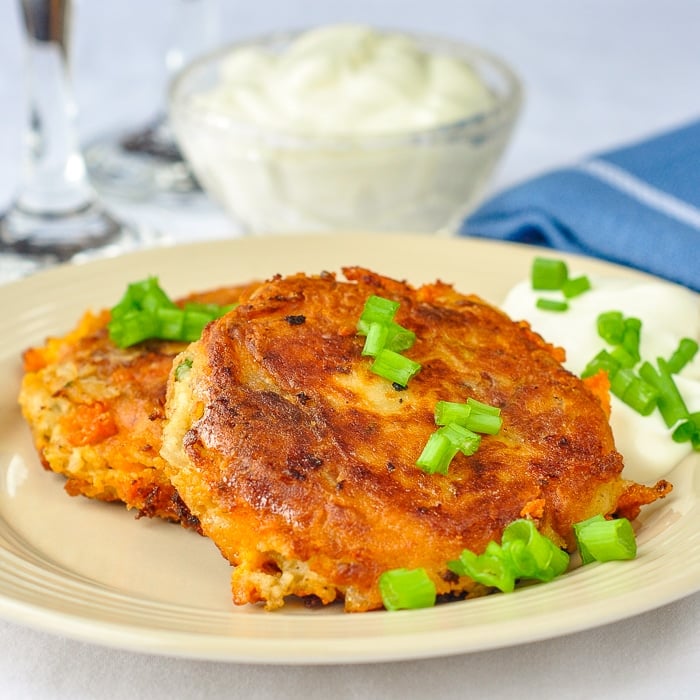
[1,1,699,698]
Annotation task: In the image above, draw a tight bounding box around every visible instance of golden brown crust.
[18,284,254,528]
[161,268,670,611]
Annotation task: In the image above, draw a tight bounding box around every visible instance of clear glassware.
[82,0,220,202]
[0,0,140,269]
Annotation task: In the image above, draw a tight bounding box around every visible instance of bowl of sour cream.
[169,24,522,235]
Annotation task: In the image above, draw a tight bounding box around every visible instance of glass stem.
[17,0,94,215]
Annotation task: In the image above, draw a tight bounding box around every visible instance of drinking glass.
[0,0,140,267]
[82,0,220,201]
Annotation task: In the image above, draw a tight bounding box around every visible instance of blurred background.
[0,0,699,241]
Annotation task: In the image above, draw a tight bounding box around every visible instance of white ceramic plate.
[1,234,698,664]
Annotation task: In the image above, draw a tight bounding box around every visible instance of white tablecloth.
[1,1,699,698]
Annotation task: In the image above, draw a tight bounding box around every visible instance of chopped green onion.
[464,411,502,435]
[384,322,416,353]
[573,515,637,564]
[608,368,634,396]
[581,349,620,379]
[183,301,236,316]
[434,400,471,426]
[666,338,699,374]
[536,298,569,312]
[378,568,436,611]
[621,317,642,363]
[361,321,389,357]
[466,398,501,416]
[609,344,637,369]
[531,257,569,291]
[448,541,516,593]
[357,295,417,382]
[672,420,696,443]
[182,309,216,341]
[562,275,592,299]
[438,423,482,456]
[108,277,233,348]
[608,368,658,416]
[356,295,400,334]
[572,515,603,564]
[361,320,416,357]
[435,398,501,427]
[587,308,697,440]
[671,412,700,451]
[419,397,501,474]
[416,431,458,475]
[155,307,185,340]
[594,312,640,363]
[639,359,689,427]
[448,519,571,593]
[174,358,193,381]
[448,523,556,589]
[370,349,421,387]
[500,519,569,581]
[108,311,159,347]
[111,277,177,320]
[596,311,625,345]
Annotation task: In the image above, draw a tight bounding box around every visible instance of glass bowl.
[168,28,523,235]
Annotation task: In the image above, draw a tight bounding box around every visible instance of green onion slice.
[562,275,592,299]
[434,400,471,426]
[182,309,216,341]
[531,257,569,291]
[415,431,458,475]
[108,311,159,348]
[608,368,658,416]
[448,519,570,593]
[672,420,696,443]
[361,321,389,357]
[501,519,570,582]
[111,276,177,320]
[639,359,689,427]
[671,412,700,450]
[536,298,569,312]
[183,301,236,316]
[464,411,502,435]
[596,311,625,345]
[609,344,637,369]
[448,542,516,593]
[438,423,482,456]
[573,515,637,564]
[467,397,501,416]
[420,397,501,474]
[435,398,501,426]
[370,349,421,387]
[621,317,642,363]
[666,338,699,374]
[581,349,620,379]
[361,320,416,357]
[108,277,234,348]
[356,295,400,334]
[384,322,416,353]
[378,568,436,611]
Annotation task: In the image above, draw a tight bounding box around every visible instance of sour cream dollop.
[194,24,496,134]
[502,276,700,483]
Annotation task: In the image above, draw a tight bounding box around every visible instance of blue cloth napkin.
[461,119,700,292]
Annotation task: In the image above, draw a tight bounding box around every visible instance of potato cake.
[19,284,252,529]
[161,268,670,610]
